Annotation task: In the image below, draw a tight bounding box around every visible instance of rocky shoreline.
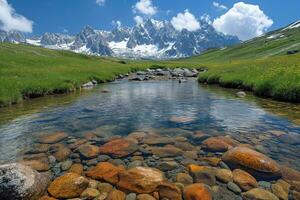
[81,68,202,89]
[1,125,300,200]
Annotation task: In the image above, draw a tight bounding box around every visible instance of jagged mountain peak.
[1,18,241,59]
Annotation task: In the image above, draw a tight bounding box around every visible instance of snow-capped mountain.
[0,30,26,43]
[2,18,240,59]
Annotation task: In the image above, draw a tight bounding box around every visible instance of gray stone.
[227,182,242,194]
[157,161,179,171]
[128,160,143,169]
[0,163,50,200]
[126,193,137,200]
[98,155,111,162]
[61,160,73,171]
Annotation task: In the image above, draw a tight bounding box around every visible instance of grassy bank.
[1,21,300,106]
[0,43,198,107]
[182,22,300,102]
[0,43,145,106]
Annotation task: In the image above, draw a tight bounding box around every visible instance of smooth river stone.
[202,136,239,152]
[98,138,138,158]
[48,172,89,199]
[37,132,68,144]
[117,167,165,194]
[86,162,125,184]
[183,183,213,200]
[222,147,281,180]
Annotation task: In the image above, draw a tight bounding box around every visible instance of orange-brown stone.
[280,166,300,192]
[233,169,258,191]
[38,132,68,144]
[38,196,57,200]
[150,146,183,158]
[107,189,126,200]
[202,136,239,152]
[201,157,221,166]
[21,159,50,172]
[222,147,281,179]
[68,139,87,150]
[117,167,165,194]
[84,132,97,140]
[68,163,84,175]
[188,164,210,174]
[183,183,213,200]
[86,162,124,184]
[157,182,182,200]
[98,138,138,158]
[48,172,89,199]
[51,144,71,162]
[77,144,99,159]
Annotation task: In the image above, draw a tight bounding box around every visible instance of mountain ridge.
[1,18,240,59]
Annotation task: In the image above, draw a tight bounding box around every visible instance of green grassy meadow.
[0,22,300,106]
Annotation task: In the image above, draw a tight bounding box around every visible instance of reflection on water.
[0,79,299,169]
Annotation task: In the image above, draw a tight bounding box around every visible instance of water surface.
[0,79,299,169]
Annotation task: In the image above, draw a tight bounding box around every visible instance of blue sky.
[1,0,300,40]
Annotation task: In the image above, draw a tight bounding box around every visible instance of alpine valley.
[0,18,240,59]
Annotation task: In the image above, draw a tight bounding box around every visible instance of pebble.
[126,193,137,200]
[227,182,242,194]
[98,155,111,162]
[259,181,271,189]
[61,160,73,171]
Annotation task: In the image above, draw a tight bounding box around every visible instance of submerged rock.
[222,147,281,180]
[0,163,50,200]
[169,116,195,123]
[98,138,138,158]
[280,166,300,192]
[77,144,99,159]
[233,169,258,191]
[117,167,165,194]
[202,136,239,152]
[242,188,279,200]
[150,146,183,158]
[157,182,182,200]
[86,162,124,184]
[37,132,68,144]
[183,183,213,200]
[48,172,89,199]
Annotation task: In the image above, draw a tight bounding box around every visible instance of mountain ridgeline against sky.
[0,19,240,59]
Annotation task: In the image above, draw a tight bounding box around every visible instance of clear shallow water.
[0,79,299,169]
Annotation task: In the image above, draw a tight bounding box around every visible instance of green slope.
[182,20,300,102]
[0,21,300,106]
[0,43,150,106]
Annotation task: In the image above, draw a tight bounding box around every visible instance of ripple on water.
[0,80,299,170]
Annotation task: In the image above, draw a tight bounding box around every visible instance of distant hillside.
[185,20,300,62]
[182,20,300,102]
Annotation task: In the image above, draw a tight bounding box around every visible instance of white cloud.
[112,20,122,28]
[213,2,273,40]
[171,10,200,32]
[0,0,33,32]
[134,16,144,25]
[133,0,157,16]
[200,14,212,25]
[213,2,228,10]
[96,0,105,6]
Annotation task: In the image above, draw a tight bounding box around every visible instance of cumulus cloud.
[213,2,228,10]
[96,0,105,6]
[171,10,200,32]
[112,20,122,28]
[133,0,157,16]
[134,16,144,25]
[0,0,33,32]
[213,2,273,40]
